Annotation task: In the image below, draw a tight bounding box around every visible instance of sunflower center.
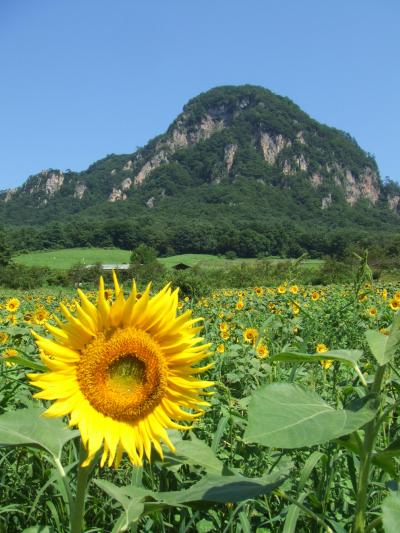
[107,355,146,393]
[77,327,167,422]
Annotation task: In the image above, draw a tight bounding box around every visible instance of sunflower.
[33,307,50,325]
[216,344,225,354]
[0,331,9,344]
[277,285,286,295]
[316,343,333,370]
[316,343,328,353]
[256,344,269,358]
[289,285,299,294]
[236,300,244,311]
[389,299,400,311]
[311,291,319,302]
[254,287,264,297]
[243,327,258,344]
[2,348,17,367]
[292,301,300,315]
[5,298,20,313]
[29,274,213,468]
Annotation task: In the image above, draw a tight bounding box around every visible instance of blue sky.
[1,0,399,189]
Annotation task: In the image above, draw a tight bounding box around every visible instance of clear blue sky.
[1,0,399,190]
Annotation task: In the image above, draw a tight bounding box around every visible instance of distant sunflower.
[311,291,319,302]
[243,327,258,344]
[256,343,269,358]
[316,343,333,370]
[236,300,244,311]
[29,273,213,468]
[5,298,20,313]
[390,299,400,311]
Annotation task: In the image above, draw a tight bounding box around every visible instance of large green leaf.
[366,313,400,366]
[95,467,288,530]
[158,470,287,504]
[382,492,400,533]
[0,407,78,461]
[244,383,376,448]
[165,432,226,474]
[272,350,365,384]
[272,349,362,366]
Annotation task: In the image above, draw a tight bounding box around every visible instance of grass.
[13,248,324,271]
[13,248,131,269]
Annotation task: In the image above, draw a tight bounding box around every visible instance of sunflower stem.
[70,440,94,533]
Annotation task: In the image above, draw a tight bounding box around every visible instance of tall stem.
[70,441,93,533]
[352,365,385,533]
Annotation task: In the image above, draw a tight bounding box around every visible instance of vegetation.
[1,258,400,531]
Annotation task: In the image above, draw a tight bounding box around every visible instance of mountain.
[2,85,400,257]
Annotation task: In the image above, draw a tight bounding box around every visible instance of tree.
[0,228,11,267]
[130,244,158,266]
[130,244,165,284]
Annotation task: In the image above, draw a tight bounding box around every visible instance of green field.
[13,248,324,271]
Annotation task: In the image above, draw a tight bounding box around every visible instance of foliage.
[1,260,400,530]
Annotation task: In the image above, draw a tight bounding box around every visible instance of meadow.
[13,248,323,272]
[1,264,400,532]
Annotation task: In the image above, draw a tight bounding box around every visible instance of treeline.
[5,217,400,262]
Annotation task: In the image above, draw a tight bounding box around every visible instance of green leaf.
[244,383,376,448]
[272,350,366,384]
[165,432,226,474]
[94,479,146,530]
[366,313,400,366]
[282,451,324,533]
[6,355,46,371]
[0,407,78,461]
[95,467,289,529]
[272,349,362,366]
[382,492,400,533]
[22,526,54,533]
[158,470,287,504]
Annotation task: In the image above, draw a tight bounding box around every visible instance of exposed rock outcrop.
[123,160,133,171]
[4,188,17,202]
[108,188,127,202]
[388,194,400,212]
[322,194,332,209]
[224,144,237,173]
[74,183,87,200]
[310,173,323,188]
[260,133,291,165]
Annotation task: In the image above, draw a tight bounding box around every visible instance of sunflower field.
[1,268,400,532]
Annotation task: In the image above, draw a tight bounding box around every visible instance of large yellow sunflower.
[29,274,213,468]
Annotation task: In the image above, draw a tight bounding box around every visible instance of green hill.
[2,85,400,259]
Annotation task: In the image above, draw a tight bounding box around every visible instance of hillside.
[2,85,400,257]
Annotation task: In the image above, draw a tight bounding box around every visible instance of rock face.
[224,144,237,173]
[74,183,87,200]
[4,188,17,202]
[260,133,290,165]
[108,188,127,202]
[337,167,380,205]
[23,170,64,198]
[388,194,400,212]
